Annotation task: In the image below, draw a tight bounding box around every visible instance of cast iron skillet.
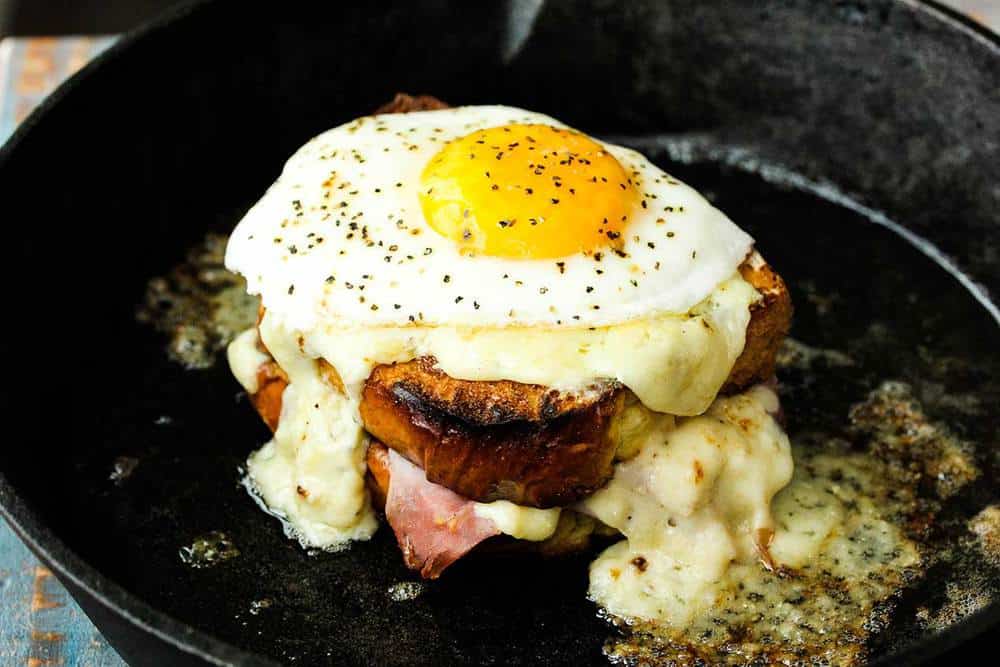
[0,1,998,665]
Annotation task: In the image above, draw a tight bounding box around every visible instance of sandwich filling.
[227,273,760,549]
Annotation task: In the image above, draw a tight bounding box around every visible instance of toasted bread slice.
[361,377,624,506]
[724,251,792,394]
[251,345,623,507]
[365,357,615,426]
[374,93,450,114]
[356,251,790,505]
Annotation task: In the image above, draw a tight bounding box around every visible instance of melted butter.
[582,386,793,626]
[178,531,241,569]
[137,232,258,369]
[970,505,1000,568]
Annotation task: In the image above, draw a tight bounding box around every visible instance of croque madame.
[225,94,793,622]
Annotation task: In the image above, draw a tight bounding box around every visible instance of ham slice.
[384,449,500,578]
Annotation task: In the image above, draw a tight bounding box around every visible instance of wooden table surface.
[0,3,996,665]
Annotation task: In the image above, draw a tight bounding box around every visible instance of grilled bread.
[361,374,624,506]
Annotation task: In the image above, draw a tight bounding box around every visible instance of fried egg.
[225,106,753,330]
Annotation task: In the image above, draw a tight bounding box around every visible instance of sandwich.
[225,94,793,625]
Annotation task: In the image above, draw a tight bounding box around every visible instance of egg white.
[225,106,754,330]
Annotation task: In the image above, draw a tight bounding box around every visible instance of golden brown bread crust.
[361,379,624,507]
[374,93,450,114]
[251,360,287,432]
[365,357,614,426]
[723,253,793,394]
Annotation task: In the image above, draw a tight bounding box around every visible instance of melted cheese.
[582,386,794,625]
[302,274,756,415]
[473,501,561,541]
[603,446,922,662]
[238,314,378,550]
[227,274,757,550]
[227,328,270,393]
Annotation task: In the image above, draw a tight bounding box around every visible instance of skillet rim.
[0,1,996,665]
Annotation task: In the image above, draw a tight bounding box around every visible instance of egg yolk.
[419,124,638,259]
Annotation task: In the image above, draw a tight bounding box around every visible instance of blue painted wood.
[0,36,117,144]
[0,530,126,666]
[1,35,126,667]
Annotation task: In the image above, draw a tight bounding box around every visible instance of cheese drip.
[227,274,757,549]
[303,275,756,417]
[581,385,794,625]
[230,314,377,550]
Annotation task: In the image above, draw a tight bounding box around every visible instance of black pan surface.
[0,1,998,665]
